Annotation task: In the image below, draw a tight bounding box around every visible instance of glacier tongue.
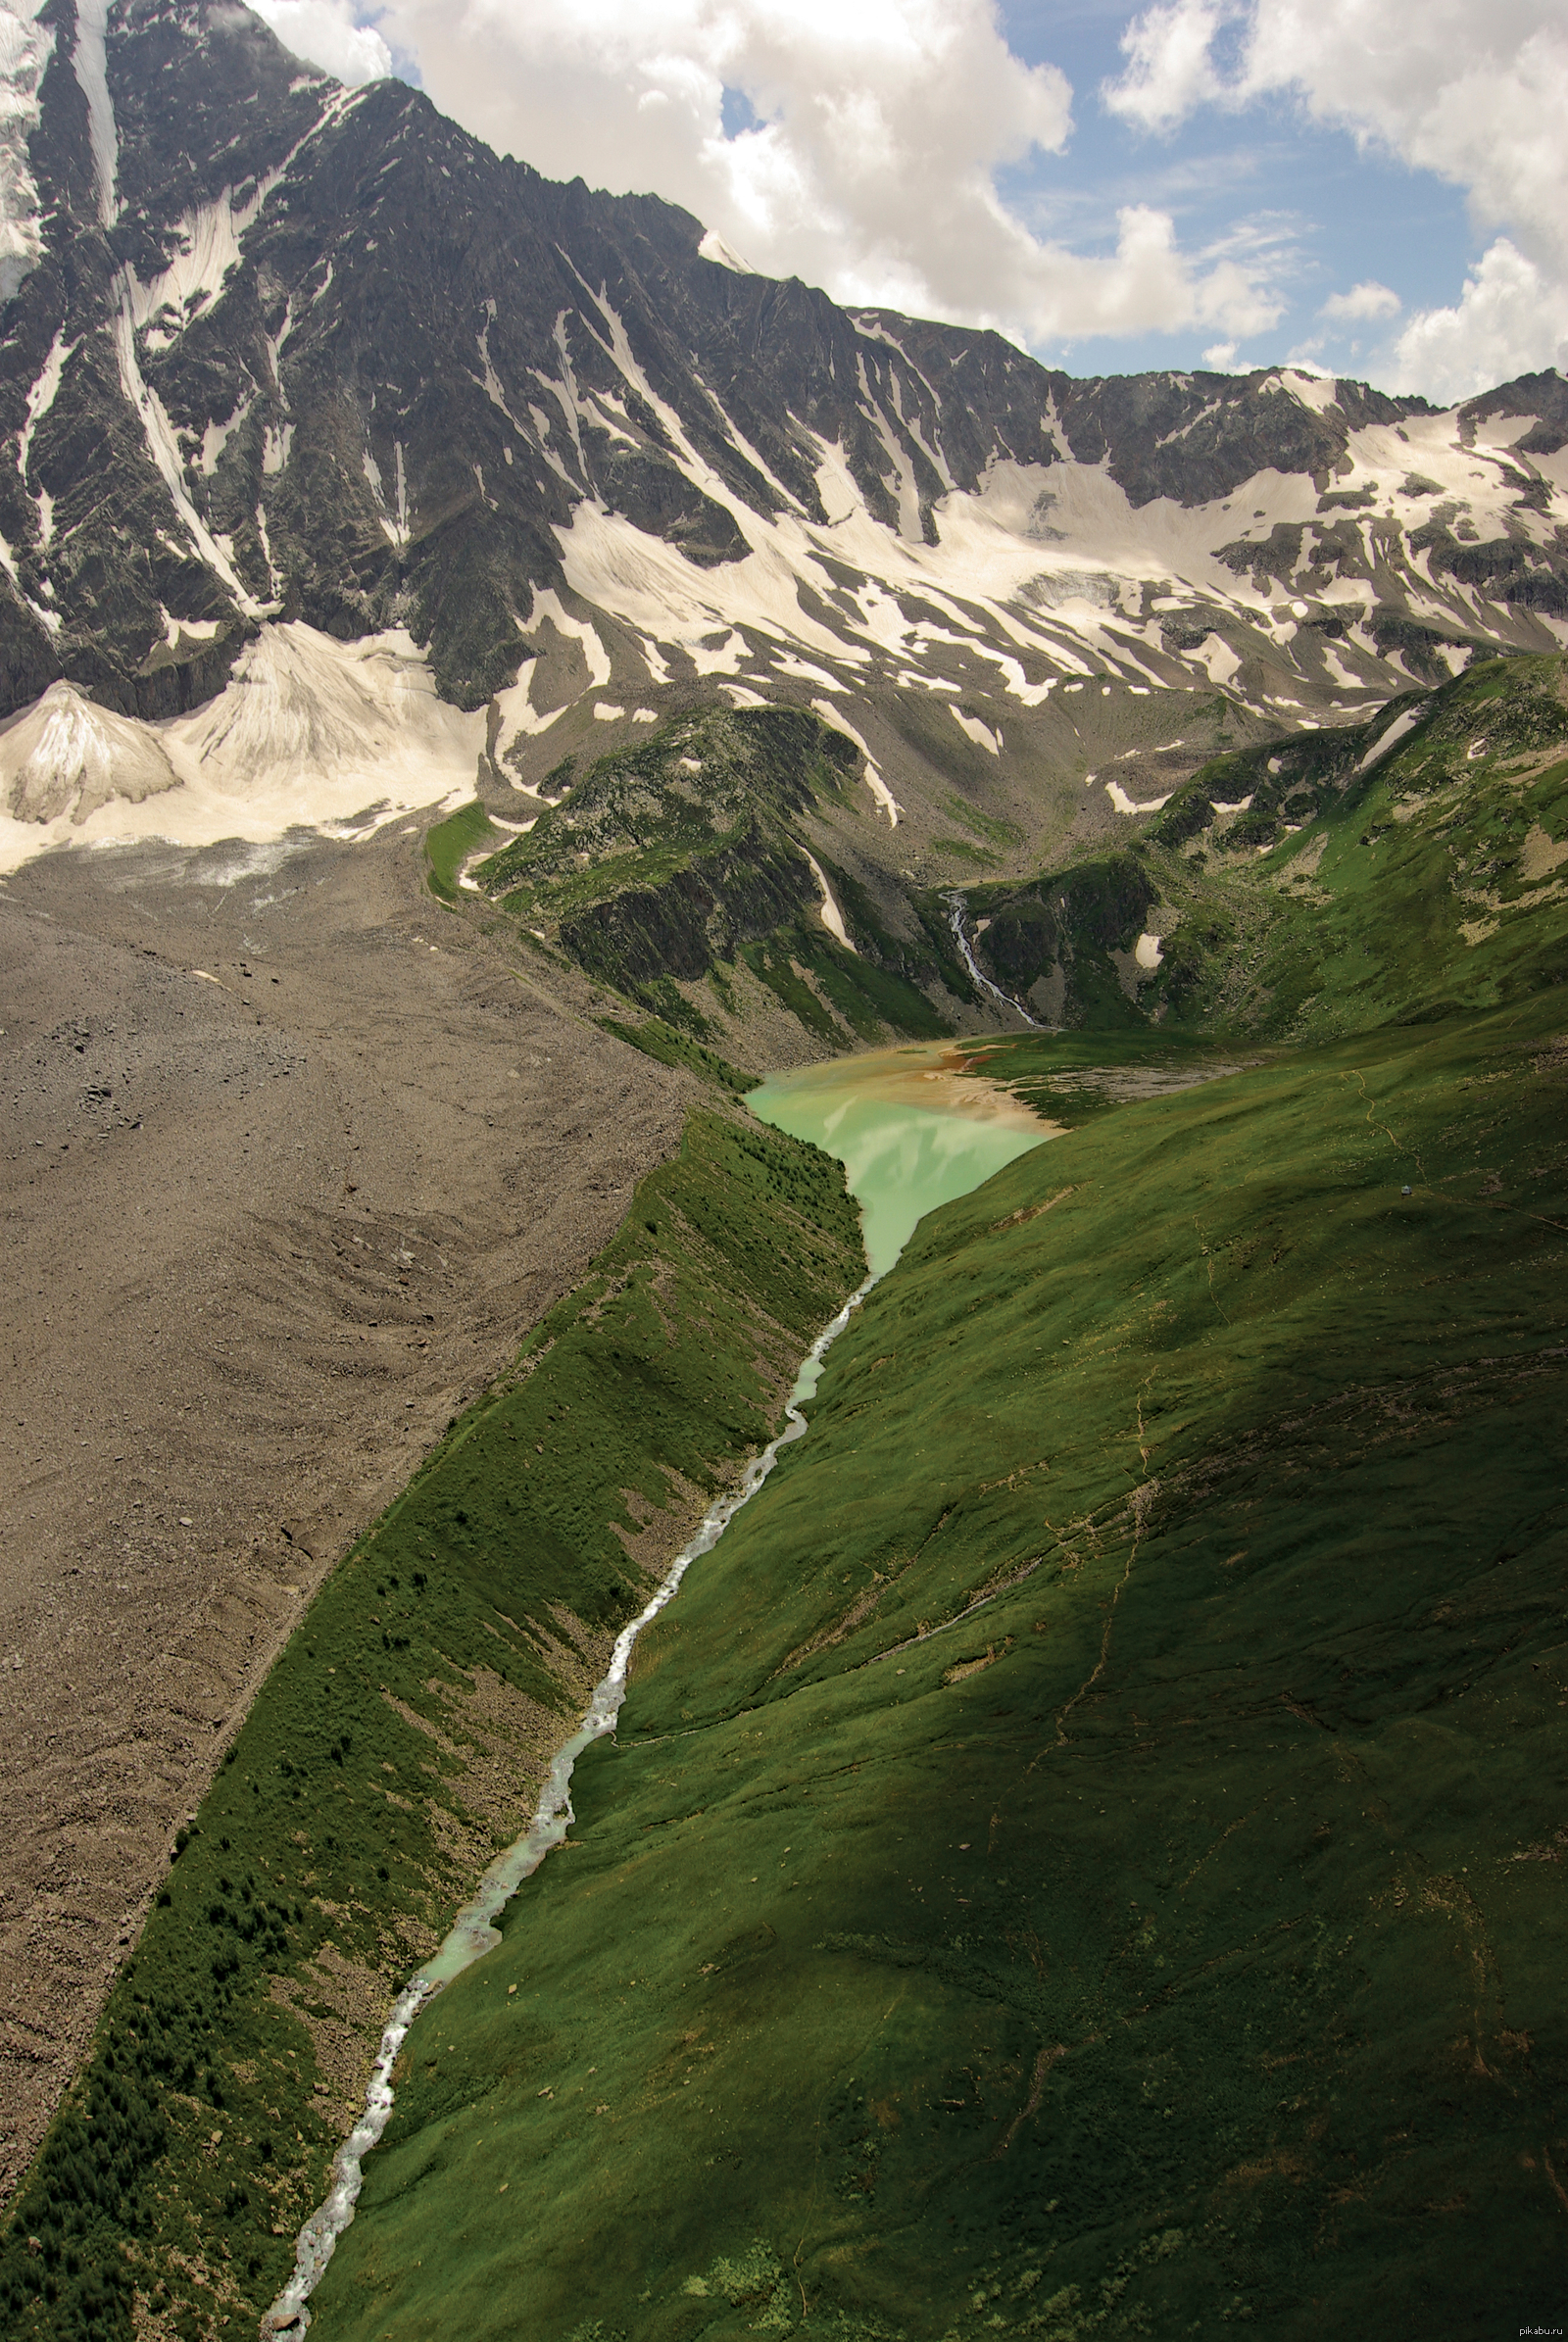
[0,623,485,872]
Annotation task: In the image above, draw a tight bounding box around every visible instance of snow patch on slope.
[1273,368,1341,416]
[0,0,53,301]
[491,672,565,755]
[808,698,900,826]
[17,329,75,539]
[1104,779,1172,815]
[475,301,519,424]
[71,0,119,225]
[19,329,72,467]
[111,296,260,610]
[202,400,252,477]
[1194,635,1242,689]
[129,178,287,350]
[525,588,612,690]
[558,500,863,677]
[805,852,855,951]
[952,707,1001,755]
[698,227,755,275]
[0,623,483,871]
[1355,703,1424,772]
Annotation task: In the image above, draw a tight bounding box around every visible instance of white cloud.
[1318,279,1400,323]
[1238,2,1568,273]
[1393,237,1568,403]
[1105,0,1230,132]
[362,0,1283,350]
[1105,0,1568,269]
[248,0,392,86]
[1201,339,1239,366]
[1104,0,1568,396]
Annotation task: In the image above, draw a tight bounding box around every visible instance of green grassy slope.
[0,1115,863,2340]
[962,653,1568,1040]
[478,706,968,1049]
[312,998,1568,2339]
[1241,660,1568,1039]
[423,799,500,902]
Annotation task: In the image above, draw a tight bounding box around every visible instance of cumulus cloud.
[1104,0,1568,393]
[1239,1,1568,274]
[1105,0,1229,132]
[1394,238,1568,404]
[249,0,392,86]
[1318,279,1400,322]
[1105,0,1568,268]
[328,0,1283,351]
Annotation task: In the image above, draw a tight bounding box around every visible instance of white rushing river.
[263,1039,1054,2336]
[261,1277,872,2334]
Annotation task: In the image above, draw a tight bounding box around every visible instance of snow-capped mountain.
[0,0,1565,867]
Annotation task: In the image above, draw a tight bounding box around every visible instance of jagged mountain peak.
[1458,365,1568,455]
[0,0,1565,889]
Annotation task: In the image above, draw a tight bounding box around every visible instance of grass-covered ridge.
[478,704,967,1049]
[0,1112,864,2340]
[961,652,1568,1038]
[314,993,1568,2339]
[595,1014,760,1096]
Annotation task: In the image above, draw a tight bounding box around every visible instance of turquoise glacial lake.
[749,1039,1057,1280]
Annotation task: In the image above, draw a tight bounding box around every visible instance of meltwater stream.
[943,889,1041,1029]
[263,1042,1052,2335]
[261,1276,873,2335]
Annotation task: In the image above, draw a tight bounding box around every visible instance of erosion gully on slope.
[262,1050,1054,2335]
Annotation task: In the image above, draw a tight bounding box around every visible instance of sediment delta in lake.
[749,1042,1057,1276]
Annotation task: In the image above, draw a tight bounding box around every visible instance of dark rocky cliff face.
[3,0,1561,731]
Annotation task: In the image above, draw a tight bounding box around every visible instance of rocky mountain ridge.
[0,0,1566,885]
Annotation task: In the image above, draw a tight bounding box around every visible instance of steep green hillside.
[0,1114,863,2341]
[479,706,969,1048]
[1242,654,1568,1038]
[313,991,1568,2341]
[964,653,1568,1038]
[292,660,1568,2338]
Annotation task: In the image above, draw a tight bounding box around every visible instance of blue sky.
[258,0,1568,404]
[994,0,1476,380]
